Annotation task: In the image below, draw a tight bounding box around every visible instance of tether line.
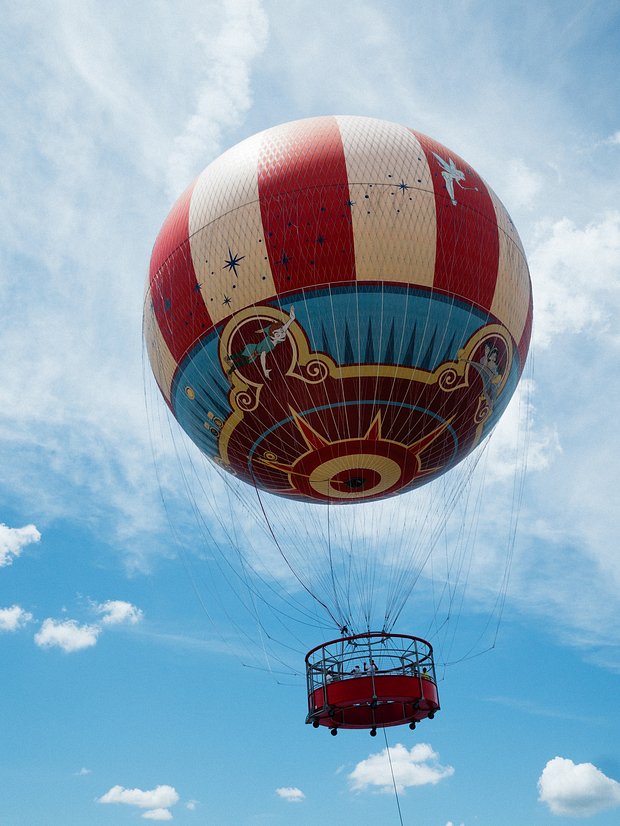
[383,726,404,826]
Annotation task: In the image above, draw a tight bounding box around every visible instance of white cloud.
[348,743,454,794]
[142,809,173,821]
[98,784,179,810]
[0,605,33,632]
[0,0,618,685]
[501,158,543,210]
[75,767,92,776]
[483,378,561,484]
[0,1,277,575]
[0,523,41,567]
[31,600,143,654]
[276,786,305,803]
[96,599,144,626]
[604,130,620,145]
[185,800,198,810]
[0,4,221,572]
[529,212,620,348]
[538,756,620,816]
[34,618,100,652]
[166,0,269,197]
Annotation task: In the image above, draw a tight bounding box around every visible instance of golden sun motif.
[257,409,454,502]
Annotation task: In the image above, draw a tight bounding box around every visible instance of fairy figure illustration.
[225,305,296,380]
[432,152,479,206]
[477,343,502,406]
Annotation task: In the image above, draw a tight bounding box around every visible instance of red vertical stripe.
[150,181,194,283]
[149,181,214,363]
[412,131,499,312]
[258,117,356,294]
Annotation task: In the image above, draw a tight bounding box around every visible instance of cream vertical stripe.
[337,116,436,286]
[143,293,178,403]
[188,130,278,325]
[487,183,531,343]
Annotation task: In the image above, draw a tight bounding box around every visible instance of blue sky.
[2,1,620,823]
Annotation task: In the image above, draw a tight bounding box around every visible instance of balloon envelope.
[145,116,532,504]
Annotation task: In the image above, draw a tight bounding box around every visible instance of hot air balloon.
[144,116,532,734]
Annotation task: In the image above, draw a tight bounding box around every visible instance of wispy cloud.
[485,695,596,723]
[264,2,415,122]
[166,0,269,198]
[501,158,543,210]
[2,0,620,680]
[538,756,620,816]
[530,212,620,349]
[138,629,253,659]
[0,3,270,571]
